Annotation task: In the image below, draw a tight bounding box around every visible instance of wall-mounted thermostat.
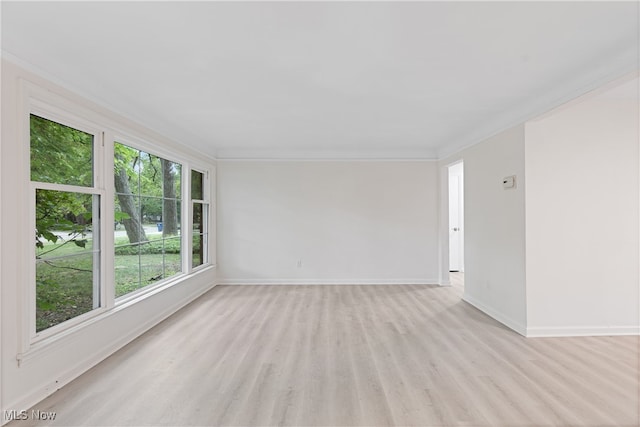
[503,175,516,189]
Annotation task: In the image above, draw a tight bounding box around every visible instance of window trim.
[27,104,108,344]
[111,138,187,303]
[18,81,215,357]
[189,167,211,272]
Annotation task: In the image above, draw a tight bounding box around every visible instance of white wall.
[1,61,217,420]
[525,94,639,336]
[217,161,440,284]
[441,126,527,335]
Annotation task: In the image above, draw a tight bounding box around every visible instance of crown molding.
[438,43,639,160]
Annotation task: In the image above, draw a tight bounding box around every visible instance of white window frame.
[110,135,188,304]
[26,100,108,345]
[17,81,215,359]
[189,167,211,272]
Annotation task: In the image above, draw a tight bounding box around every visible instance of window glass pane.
[114,244,140,298]
[192,234,203,268]
[36,254,95,332]
[36,190,95,255]
[114,142,140,196]
[35,189,99,333]
[176,202,182,236]
[30,114,93,187]
[140,240,164,286]
[162,198,181,237]
[141,196,163,236]
[114,142,183,298]
[190,169,208,269]
[165,161,182,201]
[162,197,180,237]
[114,194,143,245]
[193,202,203,234]
[191,170,203,200]
[139,152,163,197]
[192,201,208,268]
[164,237,182,277]
[36,238,94,258]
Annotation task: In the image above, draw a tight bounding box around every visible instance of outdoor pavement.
[48,225,162,243]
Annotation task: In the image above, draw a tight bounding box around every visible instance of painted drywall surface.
[217,161,439,284]
[525,97,639,336]
[456,126,527,334]
[0,61,217,419]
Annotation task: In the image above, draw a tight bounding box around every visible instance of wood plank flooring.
[12,278,640,426]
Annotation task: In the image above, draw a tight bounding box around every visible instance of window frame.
[189,168,211,271]
[27,101,108,344]
[18,82,215,358]
[111,137,187,304]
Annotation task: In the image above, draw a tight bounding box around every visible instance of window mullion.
[184,165,192,274]
[31,182,101,194]
[103,132,116,309]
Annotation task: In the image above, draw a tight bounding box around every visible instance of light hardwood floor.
[12,278,640,427]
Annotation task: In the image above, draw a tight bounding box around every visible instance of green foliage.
[36,251,181,331]
[114,143,139,183]
[37,237,93,259]
[35,189,92,249]
[117,148,162,198]
[30,114,93,187]
[114,238,181,255]
[114,211,131,222]
[114,142,181,237]
[31,115,94,249]
[141,196,162,220]
[32,121,185,332]
[191,170,203,200]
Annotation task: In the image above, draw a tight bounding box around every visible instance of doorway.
[448,162,464,288]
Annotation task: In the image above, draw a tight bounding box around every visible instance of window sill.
[17,264,216,366]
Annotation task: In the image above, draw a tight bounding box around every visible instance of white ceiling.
[2,1,638,160]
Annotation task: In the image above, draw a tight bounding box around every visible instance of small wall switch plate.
[503,175,516,189]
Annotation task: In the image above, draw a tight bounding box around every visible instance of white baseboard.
[218,278,439,286]
[526,325,640,337]
[462,293,527,336]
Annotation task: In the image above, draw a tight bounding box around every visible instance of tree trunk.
[161,159,179,236]
[114,162,148,244]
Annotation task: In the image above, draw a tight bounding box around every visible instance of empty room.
[1,1,639,426]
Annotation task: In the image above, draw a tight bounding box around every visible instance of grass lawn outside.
[35,230,182,332]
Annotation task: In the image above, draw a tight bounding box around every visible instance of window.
[191,170,208,268]
[25,92,211,342]
[114,142,182,298]
[31,114,102,333]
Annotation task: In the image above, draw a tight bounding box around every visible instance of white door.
[449,164,464,272]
